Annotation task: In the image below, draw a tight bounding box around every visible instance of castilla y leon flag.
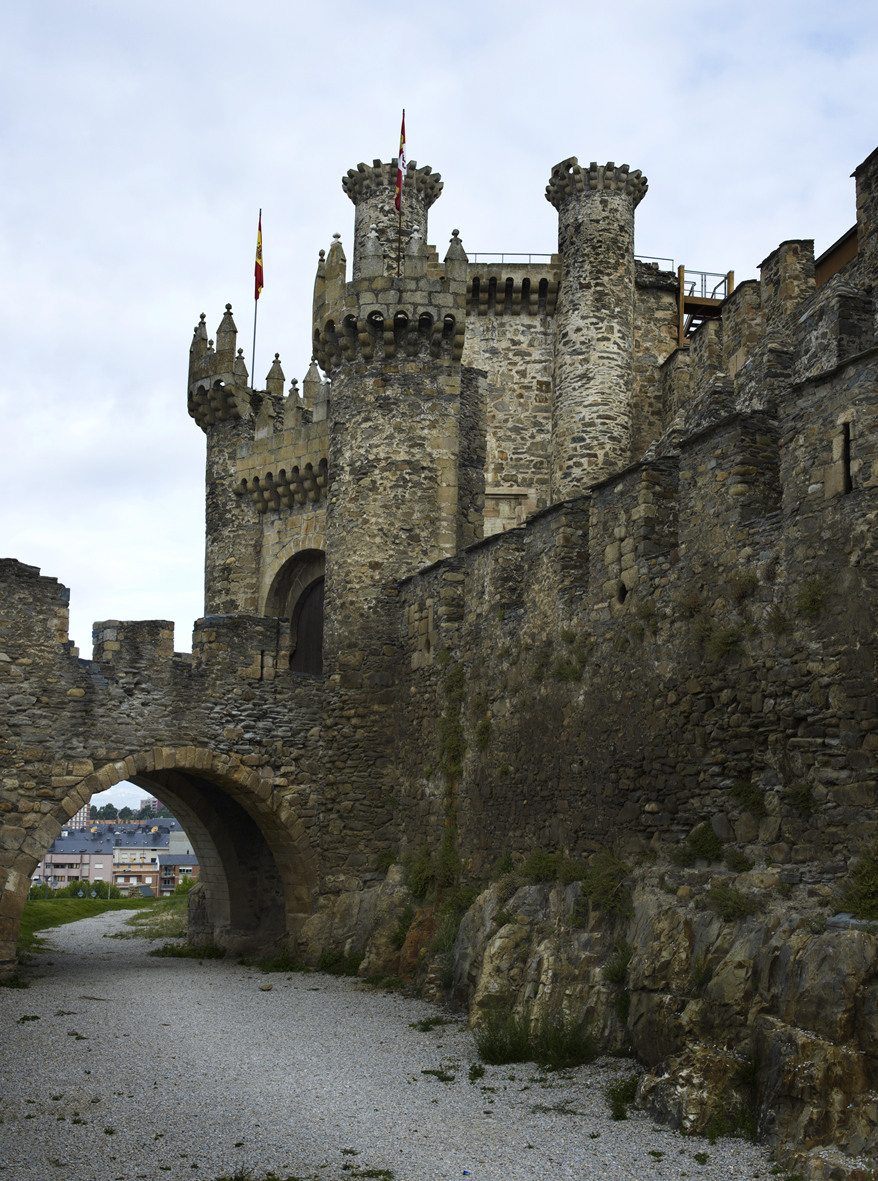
[254,210,264,301]
[394,110,406,211]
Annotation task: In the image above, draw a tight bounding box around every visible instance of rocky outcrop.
[424,867,877,1181]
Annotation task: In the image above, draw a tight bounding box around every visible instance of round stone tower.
[546,159,648,499]
[342,158,443,279]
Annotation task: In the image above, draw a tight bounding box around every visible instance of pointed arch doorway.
[265,549,325,674]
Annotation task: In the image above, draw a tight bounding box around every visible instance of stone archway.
[265,549,325,674]
[3,747,317,970]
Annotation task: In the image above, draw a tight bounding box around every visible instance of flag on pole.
[394,111,406,211]
[254,211,264,301]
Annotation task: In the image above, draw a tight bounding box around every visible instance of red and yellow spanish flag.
[394,111,406,212]
[254,210,264,301]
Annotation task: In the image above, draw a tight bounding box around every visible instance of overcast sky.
[2,1,877,809]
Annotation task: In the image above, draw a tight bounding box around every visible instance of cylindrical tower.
[546,159,648,499]
[342,159,443,279]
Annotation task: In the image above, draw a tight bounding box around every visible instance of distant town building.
[139,797,164,815]
[31,821,197,896]
[158,854,199,895]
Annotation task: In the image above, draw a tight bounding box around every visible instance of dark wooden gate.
[290,578,324,674]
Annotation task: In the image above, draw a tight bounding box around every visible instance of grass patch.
[729,779,766,818]
[837,846,878,921]
[730,571,759,602]
[603,940,633,986]
[766,603,790,635]
[389,903,415,951]
[786,782,816,817]
[795,577,827,618]
[123,895,189,940]
[708,884,758,921]
[691,951,710,988]
[474,1004,596,1071]
[375,850,396,874]
[725,849,755,874]
[606,1074,638,1120]
[580,851,632,918]
[421,1068,455,1083]
[17,897,154,955]
[259,948,310,974]
[318,949,364,977]
[671,823,724,867]
[0,972,30,989]
[147,941,226,959]
[706,626,743,660]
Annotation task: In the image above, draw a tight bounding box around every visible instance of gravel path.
[0,911,775,1181]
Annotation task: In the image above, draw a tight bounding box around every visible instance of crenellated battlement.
[342,159,443,206]
[466,267,561,317]
[545,158,648,210]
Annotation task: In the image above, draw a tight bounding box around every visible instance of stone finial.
[216,303,237,363]
[325,234,346,280]
[266,353,285,398]
[234,347,249,383]
[444,228,468,283]
[545,158,648,210]
[405,225,427,278]
[302,361,322,412]
[359,223,385,279]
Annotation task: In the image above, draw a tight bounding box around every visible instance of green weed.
[729,779,766,818]
[691,950,710,988]
[375,850,396,874]
[795,577,827,618]
[730,571,759,602]
[606,1074,638,1120]
[603,940,633,986]
[318,949,364,977]
[580,851,632,918]
[148,941,225,959]
[469,1062,486,1083]
[474,1004,595,1071]
[708,884,758,921]
[786,782,816,817]
[706,626,743,660]
[837,845,878,921]
[725,849,755,874]
[671,824,724,866]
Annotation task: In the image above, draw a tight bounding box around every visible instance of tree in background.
[174,875,196,895]
[95,803,119,820]
[119,806,133,820]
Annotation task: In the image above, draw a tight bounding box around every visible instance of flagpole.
[252,207,261,389]
[396,109,405,278]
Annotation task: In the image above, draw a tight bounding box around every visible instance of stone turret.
[547,159,648,498]
[342,158,443,279]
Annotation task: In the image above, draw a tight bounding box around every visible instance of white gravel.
[0,910,776,1181]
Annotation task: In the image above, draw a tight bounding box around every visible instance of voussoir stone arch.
[22,746,318,959]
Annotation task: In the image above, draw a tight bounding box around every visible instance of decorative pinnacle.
[545,158,648,210]
[332,233,341,241]
[199,313,206,322]
[451,229,459,238]
[319,249,325,260]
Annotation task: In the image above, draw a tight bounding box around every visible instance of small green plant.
[603,940,633,986]
[730,570,759,602]
[837,845,878,921]
[404,847,436,900]
[521,849,561,883]
[148,941,225,959]
[672,823,724,866]
[766,603,790,635]
[706,626,743,660]
[725,849,755,874]
[691,950,710,988]
[258,947,309,974]
[474,1004,595,1070]
[494,848,513,876]
[497,764,511,778]
[676,588,703,618]
[708,883,758,921]
[694,1152,710,1164]
[468,1062,486,1083]
[795,576,827,618]
[410,1017,451,1032]
[421,1067,455,1083]
[730,779,766,818]
[580,851,632,918]
[552,659,585,682]
[635,600,659,634]
[614,990,631,1023]
[786,782,816,817]
[318,948,364,977]
[0,974,30,989]
[435,647,452,669]
[375,849,396,874]
[606,1074,638,1120]
[560,628,577,644]
[474,718,492,751]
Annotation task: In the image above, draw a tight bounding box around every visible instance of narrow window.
[842,422,853,494]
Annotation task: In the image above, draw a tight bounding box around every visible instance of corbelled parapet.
[188,305,251,432]
[233,459,328,513]
[342,158,443,279]
[549,156,647,499]
[545,158,648,210]
[312,230,468,375]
